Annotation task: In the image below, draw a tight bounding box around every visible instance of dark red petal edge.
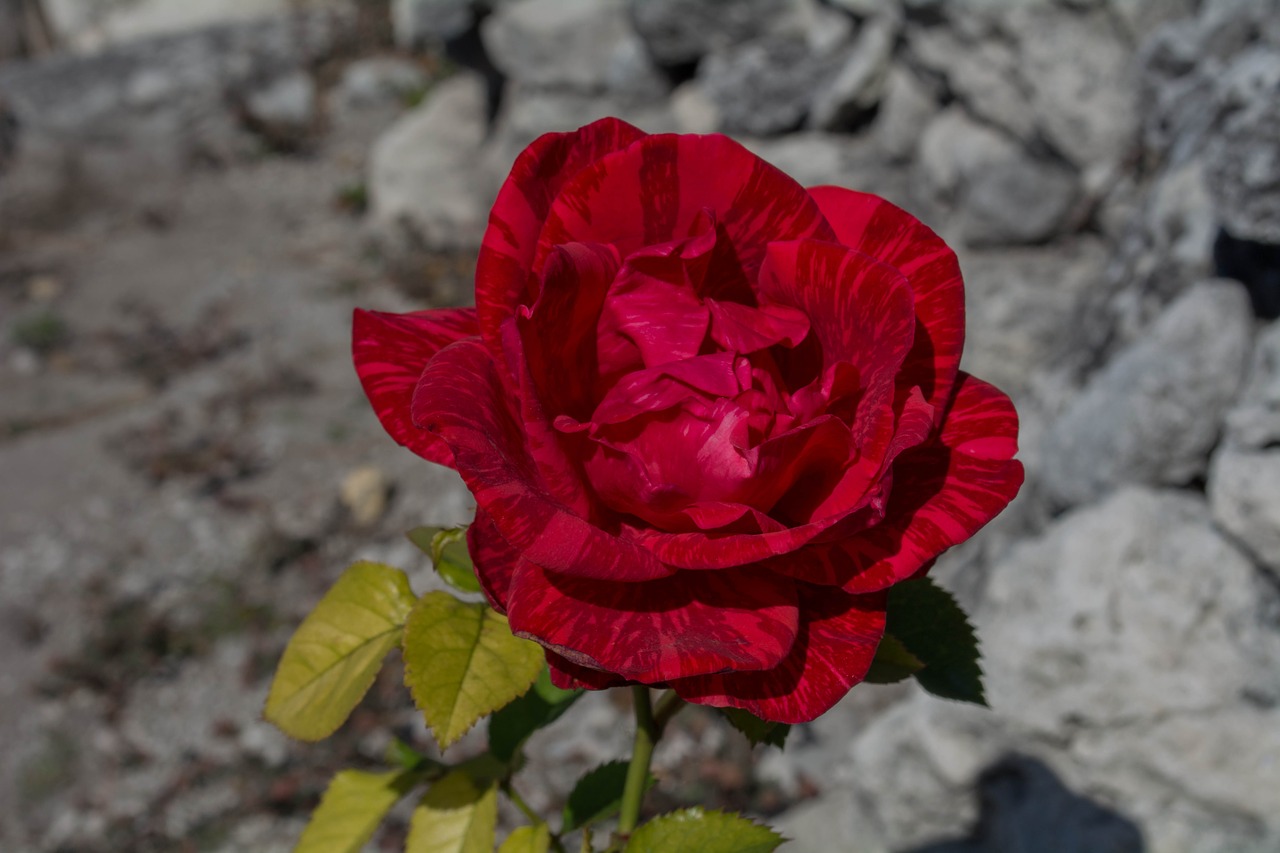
[352,307,479,467]
[669,584,887,724]
[476,117,647,356]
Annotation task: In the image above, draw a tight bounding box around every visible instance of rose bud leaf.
[406,771,498,853]
[885,578,986,705]
[625,808,784,853]
[498,824,552,853]
[295,767,421,853]
[719,707,791,749]
[265,560,416,741]
[562,760,655,833]
[403,592,545,748]
[489,670,583,764]
[863,633,926,685]
[407,525,483,594]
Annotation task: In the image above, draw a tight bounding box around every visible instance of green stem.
[652,690,687,731]
[504,781,567,853]
[616,686,659,838]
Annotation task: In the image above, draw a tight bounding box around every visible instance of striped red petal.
[477,117,646,355]
[352,307,479,466]
[669,584,887,724]
[412,337,673,582]
[506,561,800,683]
[808,186,964,426]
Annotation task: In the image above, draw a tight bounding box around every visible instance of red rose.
[354,118,1023,723]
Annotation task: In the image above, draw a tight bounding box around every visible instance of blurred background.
[2,0,1280,850]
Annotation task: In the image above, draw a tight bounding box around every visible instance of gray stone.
[1015,8,1140,170]
[918,108,1080,246]
[1205,55,1280,243]
[669,80,720,134]
[369,73,492,251]
[242,70,316,142]
[824,488,1280,853]
[698,35,841,136]
[481,0,666,99]
[907,27,1036,143]
[391,0,476,47]
[336,57,429,109]
[959,238,1109,398]
[1225,322,1280,450]
[1209,447,1280,573]
[808,11,898,131]
[1143,158,1217,278]
[872,64,938,163]
[1041,281,1254,508]
[627,0,812,66]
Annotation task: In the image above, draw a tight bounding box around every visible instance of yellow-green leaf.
[626,808,783,853]
[295,768,418,853]
[407,525,482,594]
[265,561,416,740]
[405,771,498,853]
[403,592,545,748]
[498,824,551,853]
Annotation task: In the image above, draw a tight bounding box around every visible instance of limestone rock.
[627,0,812,66]
[1041,281,1254,508]
[481,0,666,99]
[369,73,492,252]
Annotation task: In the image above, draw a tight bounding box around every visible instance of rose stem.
[616,686,659,838]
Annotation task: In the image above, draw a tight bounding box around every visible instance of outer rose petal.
[546,651,627,691]
[506,560,800,683]
[669,585,887,724]
[467,510,520,614]
[772,373,1024,592]
[352,307,478,466]
[477,117,647,354]
[808,186,964,425]
[412,337,673,582]
[536,133,835,283]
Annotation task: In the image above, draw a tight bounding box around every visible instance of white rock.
[627,0,813,66]
[1210,447,1280,575]
[391,0,475,48]
[244,71,316,137]
[871,64,937,163]
[481,0,666,98]
[369,72,492,251]
[808,11,897,130]
[1224,321,1280,450]
[337,57,428,108]
[1041,281,1254,508]
[669,80,720,134]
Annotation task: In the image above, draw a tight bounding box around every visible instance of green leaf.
[886,577,986,705]
[402,592,545,748]
[533,666,580,704]
[406,771,498,853]
[562,760,653,832]
[626,808,783,853]
[265,561,415,740]
[295,768,419,853]
[498,824,552,853]
[863,633,925,684]
[719,708,791,749]
[407,526,482,593]
[489,670,582,763]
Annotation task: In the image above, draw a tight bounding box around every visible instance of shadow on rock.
[903,755,1144,853]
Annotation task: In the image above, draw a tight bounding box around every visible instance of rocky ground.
[2,0,1280,851]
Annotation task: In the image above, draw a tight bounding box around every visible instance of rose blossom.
[354,118,1023,723]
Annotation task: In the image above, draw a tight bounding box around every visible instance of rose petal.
[757,240,915,454]
[412,338,673,582]
[706,299,811,354]
[506,560,800,683]
[352,307,479,467]
[808,186,964,425]
[588,353,740,426]
[467,510,520,614]
[536,133,835,284]
[546,651,628,690]
[669,584,887,724]
[770,373,1024,592]
[477,117,646,354]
